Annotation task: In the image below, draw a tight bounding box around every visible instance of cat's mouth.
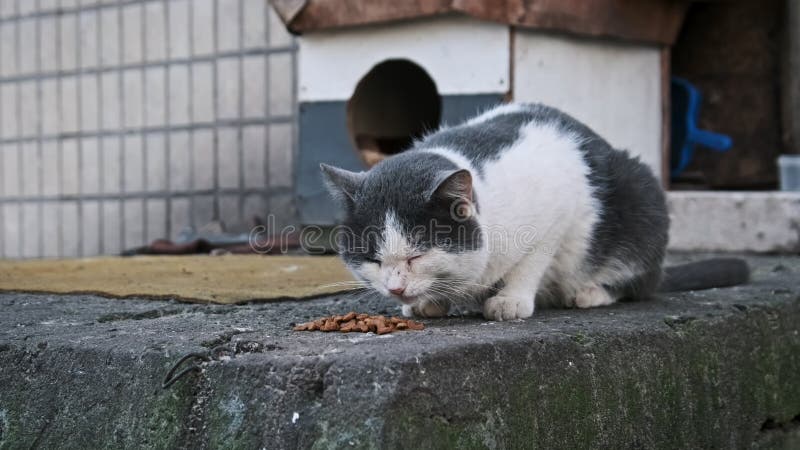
[391,293,418,305]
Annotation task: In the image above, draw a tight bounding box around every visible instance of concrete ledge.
[667,191,800,252]
[1,254,799,449]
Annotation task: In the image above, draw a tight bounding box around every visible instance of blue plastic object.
[670,77,733,177]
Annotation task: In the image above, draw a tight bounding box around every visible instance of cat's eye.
[408,255,423,264]
[364,257,381,265]
[453,201,473,220]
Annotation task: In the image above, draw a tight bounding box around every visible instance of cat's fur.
[321,103,745,320]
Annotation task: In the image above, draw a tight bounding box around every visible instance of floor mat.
[0,255,356,304]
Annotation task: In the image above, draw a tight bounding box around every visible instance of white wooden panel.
[298,16,509,101]
[513,31,663,176]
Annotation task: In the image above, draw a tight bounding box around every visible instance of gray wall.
[0,0,297,258]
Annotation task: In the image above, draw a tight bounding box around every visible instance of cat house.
[270,0,689,225]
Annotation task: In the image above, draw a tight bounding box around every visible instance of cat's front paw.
[483,294,534,321]
[402,300,449,318]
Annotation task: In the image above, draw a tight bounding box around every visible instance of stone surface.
[0,254,799,449]
[667,191,800,253]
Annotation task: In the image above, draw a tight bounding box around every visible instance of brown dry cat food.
[293,313,424,334]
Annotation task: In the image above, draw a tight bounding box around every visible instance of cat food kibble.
[292,313,424,334]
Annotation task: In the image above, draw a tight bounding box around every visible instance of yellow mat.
[0,255,356,304]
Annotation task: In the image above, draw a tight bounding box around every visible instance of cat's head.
[320,152,488,307]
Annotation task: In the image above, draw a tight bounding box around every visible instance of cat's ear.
[428,169,473,203]
[320,163,365,204]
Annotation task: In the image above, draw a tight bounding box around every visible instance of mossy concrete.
[0,253,799,449]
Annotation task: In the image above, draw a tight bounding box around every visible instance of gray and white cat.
[321,103,748,320]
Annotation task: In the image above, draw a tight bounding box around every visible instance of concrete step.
[0,254,799,449]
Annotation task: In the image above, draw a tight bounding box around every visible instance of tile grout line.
[141,0,148,249]
[76,1,85,258]
[55,0,63,257]
[173,0,181,239]
[0,116,293,145]
[0,46,291,84]
[35,0,44,258]
[96,0,105,255]
[0,0,167,25]
[264,1,271,223]
[212,0,220,221]
[0,4,5,258]
[237,0,245,227]
[290,30,299,226]
[15,0,23,258]
[117,1,127,253]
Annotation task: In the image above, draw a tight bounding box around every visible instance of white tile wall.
[269,53,293,116]
[82,138,101,194]
[18,19,36,74]
[3,204,19,258]
[100,136,120,194]
[123,134,144,192]
[41,79,59,134]
[40,17,58,72]
[20,142,38,196]
[243,0,266,49]
[0,0,297,258]
[191,62,214,122]
[60,76,79,133]
[100,72,121,129]
[193,0,214,56]
[21,202,38,257]
[168,64,190,124]
[216,57,239,119]
[144,2,166,62]
[122,4,143,64]
[217,0,240,53]
[0,84,17,139]
[2,145,18,196]
[41,141,59,196]
[243,126,265,188]
[217,127,239,189]
[122,198,144,248]
[192,194,214,228]
[61,139,80,195]
[122,69,143,128]
[61,201,80,256]
[144,134,166,192]
[19,81,37,136]
[81,200,100,256]
[99,8,119,67]
[168,131,191,191]
[144,67,166,127]
[0,22,18,77]
[145,198,166,242]
[0,1,16,18]
[101,200,121,254]
[243,56,266,118]
[80,75,99,131]
[168,0,190,60]
[79,10,99,69]
[268,123,292,188]
[41,201,59,257]
[192,129,215,190]
[60,13,78,71]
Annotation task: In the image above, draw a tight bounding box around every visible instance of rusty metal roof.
[270,0,690,45]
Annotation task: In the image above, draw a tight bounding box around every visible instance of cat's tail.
[657,257,750,292]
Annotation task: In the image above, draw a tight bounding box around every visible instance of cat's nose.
[389,287,406,296]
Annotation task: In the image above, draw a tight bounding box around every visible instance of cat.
[321,103,749,320]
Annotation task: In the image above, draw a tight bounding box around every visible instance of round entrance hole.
[347,59,441,167]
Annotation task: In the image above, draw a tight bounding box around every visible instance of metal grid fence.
[0,0,298,258]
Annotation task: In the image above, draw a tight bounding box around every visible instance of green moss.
[376,307,800,450]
